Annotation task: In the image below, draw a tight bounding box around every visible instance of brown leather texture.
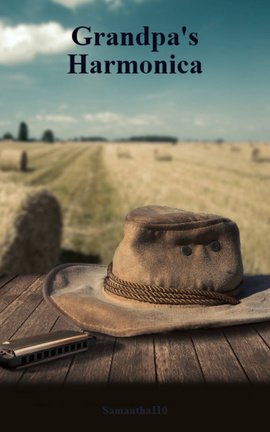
[113,205,243,295]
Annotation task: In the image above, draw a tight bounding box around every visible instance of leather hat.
[43,205,270,336]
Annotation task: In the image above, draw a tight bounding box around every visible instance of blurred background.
[0,0,270,275]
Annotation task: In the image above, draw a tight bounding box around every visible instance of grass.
[0,140,270,274]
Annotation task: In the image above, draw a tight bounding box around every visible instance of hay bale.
[251,148,260,162]
[154,149,173,161]
[0,183,62,274]
[117,149,133,159]
[0,149,28,172]
[230,145,240,152]
[156,154,173,161]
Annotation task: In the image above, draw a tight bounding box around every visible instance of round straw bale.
[0,183,62,274]
[0,149,28,172]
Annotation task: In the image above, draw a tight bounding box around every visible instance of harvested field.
[0,140,269,274]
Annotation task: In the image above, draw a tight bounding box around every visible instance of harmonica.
[0,330,96,369]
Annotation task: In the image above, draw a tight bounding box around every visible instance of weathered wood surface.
[0,275,270,384]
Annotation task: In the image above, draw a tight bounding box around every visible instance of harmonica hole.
[18,340,89,366]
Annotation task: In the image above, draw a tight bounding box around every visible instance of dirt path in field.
[58,145,123,263]
[0,143,124,264]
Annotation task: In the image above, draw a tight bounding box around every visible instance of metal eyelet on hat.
[210,241,221,252]
[181,246,192,256]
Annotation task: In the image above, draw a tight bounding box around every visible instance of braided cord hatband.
[104,263,241,306]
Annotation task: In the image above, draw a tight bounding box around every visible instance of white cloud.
[51,0,145,9]
[51,0,95,8]
[104,0,146,9]
[84,112,122,123]
[84,112,160,127]
[35,114,77,123]
[0,21,72,65]
[104,0,123,9]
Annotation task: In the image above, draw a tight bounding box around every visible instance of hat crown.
[112,205,243,295]
[125,205,229,227]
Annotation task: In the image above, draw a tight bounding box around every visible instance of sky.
[0,0,270,140]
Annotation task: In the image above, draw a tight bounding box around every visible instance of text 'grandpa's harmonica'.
[0,330,96,369]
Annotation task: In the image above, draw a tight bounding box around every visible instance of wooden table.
[1,274,270,385]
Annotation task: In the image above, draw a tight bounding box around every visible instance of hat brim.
[43,263,270,337]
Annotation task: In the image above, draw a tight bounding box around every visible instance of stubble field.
[1,140,269,274]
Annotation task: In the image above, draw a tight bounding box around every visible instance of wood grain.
[254,321,270,347]
[0,276,43,335]
[191,328,249,383]
[65,335,115,384]
[0,276,46,384]
[154,331,204,383]
[109,335,156,384]
[0,300,60,384]
[0,275,38,314]
[224,325,270,383]
[0,274,16,290]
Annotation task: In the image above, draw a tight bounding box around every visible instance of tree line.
[2,122,55,143]
[2,121,179,144]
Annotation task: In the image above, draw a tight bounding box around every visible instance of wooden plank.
[154,332,204,384]
[0,274,16,289]
[20,316,79,385]
[0,276,43,332]
[0,275,38,313]
[0,299,59,384]
[0,275,46,384]
[65,335,115,384]
[109,335,156,384]
[13,301,58,340]
[2,274,269,385]
[191,328,249,383]
[224,325,270,383]
[254,321,270,347]
[0,276,46,384]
